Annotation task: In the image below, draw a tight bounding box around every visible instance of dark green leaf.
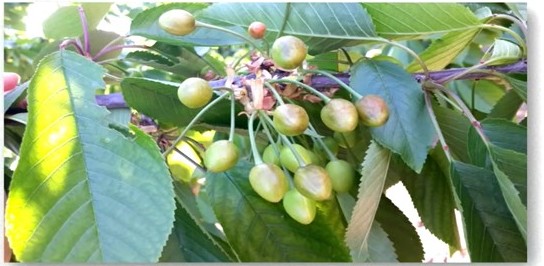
[336,193,397,262]
[130,3,244,47]
[159,201,232,262]
[84,30,123,61]
[5,51,175,262]
[4,81,28,113]
[451,79,505,113]
[43,3,112,39]
[406,29,480,72]
[504,76,527,101]
[468,119,527,239]
[375,196,424,262]
[364,3,481,39]
[345,141,391,262]
[480,119,527,153]
[206,160,351,262]
[450,161,526,261]
[433,104,471,162]
[125,50,206,77]
[350,59,435,173]
[488,90,524,120]
[171,182,238,261]
[401,156,461,249]
[120,77,245,128]
[199,3,377,54]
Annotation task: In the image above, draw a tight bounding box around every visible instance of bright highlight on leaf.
[5,51,175,263]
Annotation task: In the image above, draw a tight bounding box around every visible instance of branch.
[6,60,527,112]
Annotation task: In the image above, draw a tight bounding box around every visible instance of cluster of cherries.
[159,9,389,224]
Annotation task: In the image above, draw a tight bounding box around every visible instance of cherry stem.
[487,14,527,39]
[423,91,453,162]
[478,24,527,57]
[269,79,331,103]
[77,5,91,56]
[307,124,337,162]
[302,69,361,99]
[428,81,490,147]
[264,82,285,105]
[196,21,263,54]
[172,146,205,172]
[162,92,231,157]
[275,2,291,40]
[259,111,307,167]
[59,39,85,55]
[228,91,236,142]
[248,112,263,165]
[438,58,501,84]
[260,116,281,156]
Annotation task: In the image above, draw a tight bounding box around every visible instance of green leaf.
[43,3,112,39]
[488,90,524,120]
[468,119,527,240]
[130,3,245,47]
[199,3,377,55]
[363,3,481,39]
[374,196,424,262]
[84,30,124,61]
[120,77,244,128]
[345,141,391,262]
[480,119,527,153]
[125,50,206,77]
[5,51,175,262]
[4,81,28,113]
[504,75,527,101]
[482,39,522,65]
[350,59,435,173]
[171,182,238,262]
[489,149,527,240]
[433,104,471,162]
[206,160,351,262]
[159,201,231,262]
[336,193,397,262]
[401,156,461,249]
[451,79,505,113]
[450,161,526,261]
[406,29,480,72]
[505,3,527,21]
[367,222,398,262]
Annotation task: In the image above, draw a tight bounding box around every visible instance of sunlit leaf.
[5,51,175,262]
[364,3,481,39]
[406,29,480,72]
[199,3,377,54]
[130,3,245,47]
[43,3,112,39]
[482,39,522,65]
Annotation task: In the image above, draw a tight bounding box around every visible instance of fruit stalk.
[162,92,231,157]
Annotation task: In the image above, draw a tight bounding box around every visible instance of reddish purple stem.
[78,6,90,56]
